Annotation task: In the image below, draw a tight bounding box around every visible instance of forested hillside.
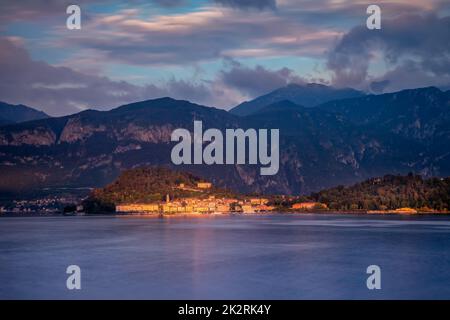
[310,174,450,211]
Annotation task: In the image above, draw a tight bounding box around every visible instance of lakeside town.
[113,181,432,215]
[1,180,446,216]
[1,167,449,216]
[116,182,275,214]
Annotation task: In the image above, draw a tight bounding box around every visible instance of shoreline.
[1,210,450,217]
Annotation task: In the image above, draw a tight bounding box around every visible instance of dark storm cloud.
[0,37,222,116]
[327,13,450,91]
[370,61,450,93]
[60,6,336,66]
[0,36,308,114]
[220,60,305,97]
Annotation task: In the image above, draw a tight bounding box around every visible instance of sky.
[0,0,449,116]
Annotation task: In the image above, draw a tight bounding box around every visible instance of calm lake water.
[1,214,450,299]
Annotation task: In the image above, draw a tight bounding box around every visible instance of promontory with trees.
[80,167,450,214]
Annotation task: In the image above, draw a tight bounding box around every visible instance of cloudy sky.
[0,0,449,116]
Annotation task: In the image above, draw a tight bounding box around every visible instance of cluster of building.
[116,182,273,214]
[114,180,335,215]
[116,182,274,214]
[291,202,328,210]
[0,195,83,214]
[116,196,273,214]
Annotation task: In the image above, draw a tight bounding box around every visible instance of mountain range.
[0,101,48,125]
[0,84,449,196]
[229,83,364,116]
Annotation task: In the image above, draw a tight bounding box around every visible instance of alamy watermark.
[66,5,81,30]
[367,5,381,30]
[366,265,381,290]
[171,121,279,176]
[66,265,81,290]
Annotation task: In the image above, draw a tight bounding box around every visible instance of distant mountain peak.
[142,97,181,104]
[112,97,207,113]
[306,83,328,88]
[0,101,49,125]
[229,83,365,116]
[284,82,327,89]
[253,100,305,115]
[119,96,179,106]
[401,86,442,95]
